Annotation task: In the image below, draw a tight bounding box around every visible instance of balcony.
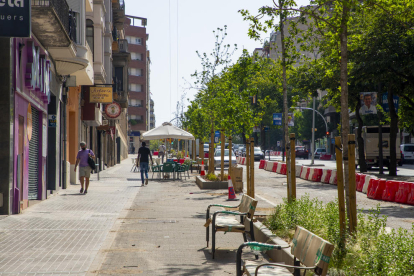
[112,0,125,28]
[113,76,128,108]
[71,41,94,85]
[32,0,88,75]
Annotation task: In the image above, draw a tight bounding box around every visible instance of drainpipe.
[62,81,68,189]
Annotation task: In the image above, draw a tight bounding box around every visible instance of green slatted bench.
[205,194,258,259]
[236,226,334,276]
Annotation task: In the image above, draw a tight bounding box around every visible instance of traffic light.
[326,131,329,136]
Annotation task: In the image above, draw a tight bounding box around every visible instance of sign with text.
[0,0,30,37]
[273,113,282,126]
[382,92,399,113]
[48,114,57,127]
[90,87,113,103]
[214,130,220,143]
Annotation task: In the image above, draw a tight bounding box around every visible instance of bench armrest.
[255,263,316,276]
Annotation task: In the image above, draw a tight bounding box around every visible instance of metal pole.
[290,133,296,200]
[311,97,316,165]
[220,130,225,181]
[97,158,100,181]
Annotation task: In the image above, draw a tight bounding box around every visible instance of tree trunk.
[388,88,398,176]
[355,99,367,172]
[339,4,351,229]
[279,0,291,200]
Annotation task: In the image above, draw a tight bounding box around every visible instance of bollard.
[335,137,346,238]
[96,158,100,181]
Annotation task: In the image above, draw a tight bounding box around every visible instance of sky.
[125,0,310,127]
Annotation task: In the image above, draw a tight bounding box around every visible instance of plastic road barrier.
[307,168,315,181]
[368,179,386,200]
[259,160,265,169]
[300,167,307,179]
[329,170,337,185]
[305,168,311,180]
[362,176,373,194]
[395,182,412,204]
[382,180,401,202]
[322,169,331,184]
[296,165,302,177]
[272,162,278,172]
[281,163,287,175]
[357,174,366,192]
[265,161,274,171]
[406,183,414,205]
[312,168,323,182]
[276,162,283,174]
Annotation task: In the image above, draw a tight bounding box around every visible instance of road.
[231,158,414,231]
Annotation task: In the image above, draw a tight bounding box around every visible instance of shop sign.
[105,102,121,119]
[48,114,57,127]
[27,103,32,141]
[90,87,113,103]
[0,0,30,37]
[129,131,141,137]
[25,40,51,102]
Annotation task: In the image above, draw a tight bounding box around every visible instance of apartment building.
[124,16,150,150]
[0,0,129,215]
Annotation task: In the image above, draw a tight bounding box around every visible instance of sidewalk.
[0,157,275,275]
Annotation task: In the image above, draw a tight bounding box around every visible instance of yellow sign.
[90,87,113,103]
[27,103,32,141]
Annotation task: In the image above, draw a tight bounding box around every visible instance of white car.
[314,148,327,159]
[401,144,414,164]
[214,149,237,168]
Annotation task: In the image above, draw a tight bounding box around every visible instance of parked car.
[400,144,414,164]
[213,149,237,168]
[253,147,265,161]
[204,143,210,158]
[314,148,327,159]
[238,147,245,157]
[295,146,309,159]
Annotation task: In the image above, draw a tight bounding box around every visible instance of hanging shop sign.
[105,102,121,119]
[48,114,57,127]
[90,87,113,103]
[0,0,30,37]
[27,103,32,141]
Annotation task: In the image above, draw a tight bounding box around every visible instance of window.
[135,37,142,45]
[129,84,142,92]
[86,19,94,60]
[131,52,142,61]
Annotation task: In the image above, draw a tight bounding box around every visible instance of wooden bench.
[205,194,258,259]
[236,226,334,276]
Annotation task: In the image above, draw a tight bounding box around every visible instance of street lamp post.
[294,104,329,162]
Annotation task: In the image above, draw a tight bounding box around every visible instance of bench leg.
[206,208,210,247]
[212,226,216,259]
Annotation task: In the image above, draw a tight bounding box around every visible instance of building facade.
[0,0,129,215]
[124,16,150,150]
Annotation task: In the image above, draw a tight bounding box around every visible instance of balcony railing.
[32,0,70,36]
[69,10,77,43]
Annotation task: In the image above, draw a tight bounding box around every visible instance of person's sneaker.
[80,188,84,193]
[141,183,144,187]
[145,179,148,185]
[84,190,88,194]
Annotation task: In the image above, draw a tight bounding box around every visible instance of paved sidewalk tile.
[0,158,141,276]
[93,168,275,276]
[0,157,276,276]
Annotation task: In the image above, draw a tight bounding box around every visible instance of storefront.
[12,38,51,213]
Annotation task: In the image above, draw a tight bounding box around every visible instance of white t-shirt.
[359,105,377,114]
[158,145,166,152]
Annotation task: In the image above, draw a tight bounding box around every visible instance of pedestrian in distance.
[137,141,153,186]
[74,141,95,194]
[158,143,166,163]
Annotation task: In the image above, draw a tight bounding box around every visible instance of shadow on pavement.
[359,205,414,220]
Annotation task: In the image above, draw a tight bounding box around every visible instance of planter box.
[195,176,228,189]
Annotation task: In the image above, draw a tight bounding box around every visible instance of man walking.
[138,141,153,186]
[74,141,95,194]
[158,143,166,163]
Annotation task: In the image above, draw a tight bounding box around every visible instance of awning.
[141,122,195,140]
